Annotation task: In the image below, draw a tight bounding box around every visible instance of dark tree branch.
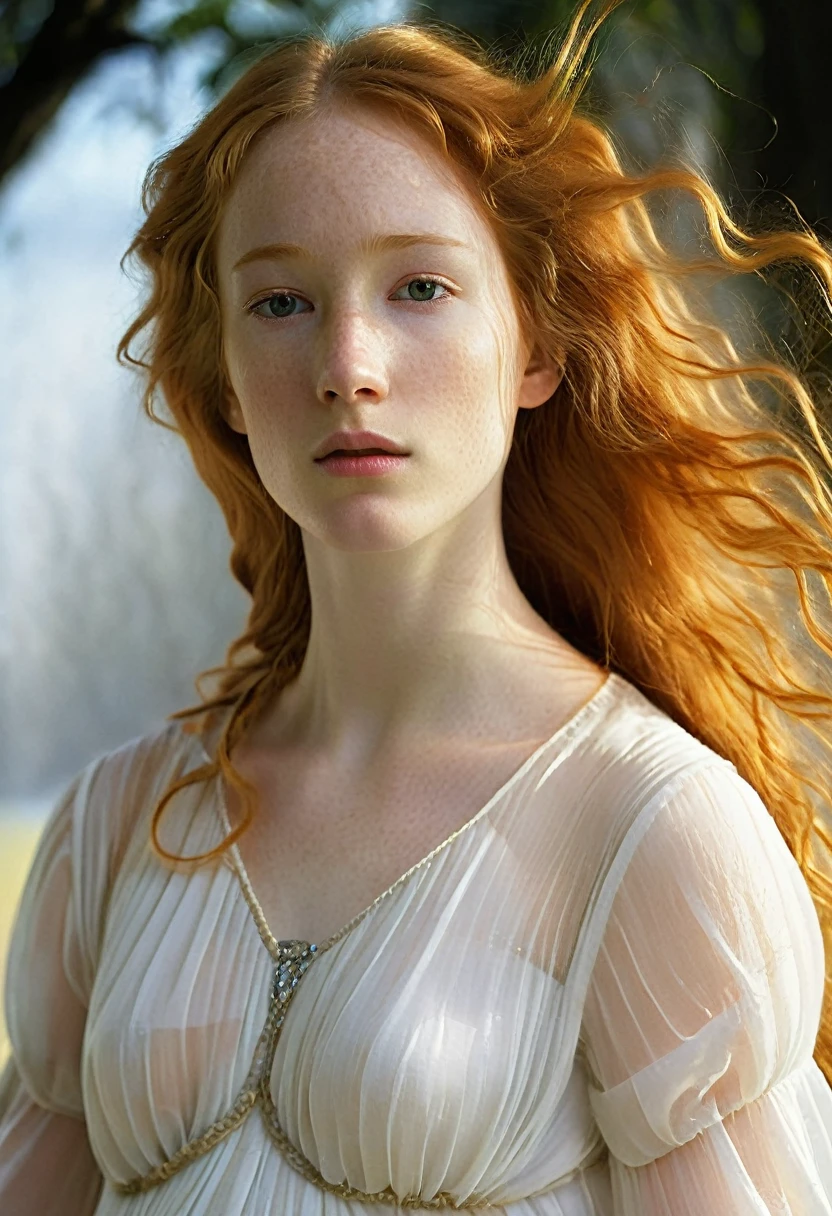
[0,0,158,181]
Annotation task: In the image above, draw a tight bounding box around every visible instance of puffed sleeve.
[0,762,106,1213]
[580,761,832,1213]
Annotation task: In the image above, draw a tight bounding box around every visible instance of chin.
[299,503,440,554]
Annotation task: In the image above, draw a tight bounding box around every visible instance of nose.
[315,309,389,405]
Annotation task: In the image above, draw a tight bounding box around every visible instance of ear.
[221,388,248,435]
[517,342,564,411]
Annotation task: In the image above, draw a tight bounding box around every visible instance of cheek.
[222,358,298,489]
[424,323,513,461]
[226,332,302,429]
[226,319,283,388]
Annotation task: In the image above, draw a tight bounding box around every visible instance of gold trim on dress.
[112,938,499,1204]
[113,677,617,1200]
[112,932,597,1204]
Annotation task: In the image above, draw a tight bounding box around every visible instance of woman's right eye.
[248,292,312,319]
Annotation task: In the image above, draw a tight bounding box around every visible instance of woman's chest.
[81,845,597,1197]
[220,735,553,946]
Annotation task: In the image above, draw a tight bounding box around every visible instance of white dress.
[2,671,832,1214]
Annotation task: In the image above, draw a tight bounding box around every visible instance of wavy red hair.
[117,2,832,1083]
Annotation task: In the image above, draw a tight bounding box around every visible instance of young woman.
[3,3,832,1212]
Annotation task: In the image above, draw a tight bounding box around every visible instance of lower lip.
[315,453,410,476]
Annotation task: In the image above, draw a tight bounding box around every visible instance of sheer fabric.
[1,671,831,1214]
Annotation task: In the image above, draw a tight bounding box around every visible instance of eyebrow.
[231,232,469,273]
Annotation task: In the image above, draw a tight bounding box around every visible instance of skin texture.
[210,103,610,942]
[214,103,601,774]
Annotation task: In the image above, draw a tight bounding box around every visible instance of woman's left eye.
[391,277,450,304]
[248,277,451,320]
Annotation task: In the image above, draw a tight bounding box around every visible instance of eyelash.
[246,276,455,320]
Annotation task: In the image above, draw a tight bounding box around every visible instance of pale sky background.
[1,32,245,816]
[0,0,409,818]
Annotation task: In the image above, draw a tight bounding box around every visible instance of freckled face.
[214,105,537,552]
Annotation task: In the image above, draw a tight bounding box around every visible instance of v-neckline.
[199,671,620,964]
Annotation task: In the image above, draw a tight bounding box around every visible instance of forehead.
[215,105,496,267]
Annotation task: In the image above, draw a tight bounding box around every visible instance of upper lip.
[313,430,409,459]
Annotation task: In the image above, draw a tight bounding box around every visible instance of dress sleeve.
[580,761,832,1214]
[0,764,106,1214]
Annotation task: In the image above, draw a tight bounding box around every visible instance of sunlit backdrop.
[3,0,825,1057]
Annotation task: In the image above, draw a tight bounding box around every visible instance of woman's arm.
[0,769,106,1213]
[581,762,832,1214]
[0,1055,102,1213]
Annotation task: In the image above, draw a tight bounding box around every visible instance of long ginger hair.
[117,1,832,1084]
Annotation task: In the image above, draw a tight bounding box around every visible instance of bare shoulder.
[501,635,610,746]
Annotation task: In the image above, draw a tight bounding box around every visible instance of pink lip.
[316,453,410,477]
[313,429,408,459]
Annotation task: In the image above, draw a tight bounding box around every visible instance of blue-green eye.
[248,277,450,320]
[392,278,449,302]
[250,292,311,319]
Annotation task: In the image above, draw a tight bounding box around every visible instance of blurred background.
[1,0,830,1057]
